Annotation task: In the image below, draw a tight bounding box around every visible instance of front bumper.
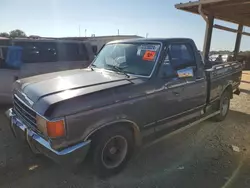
[5,108,91,166]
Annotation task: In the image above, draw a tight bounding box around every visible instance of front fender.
[64,90,149,148]
[83,118,142,146]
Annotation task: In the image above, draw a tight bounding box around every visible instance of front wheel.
[91,126,134,177]
[213,90,231,122]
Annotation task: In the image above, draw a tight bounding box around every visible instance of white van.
[0,38,94,104]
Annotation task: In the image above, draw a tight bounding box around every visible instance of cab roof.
[107,38,194,45]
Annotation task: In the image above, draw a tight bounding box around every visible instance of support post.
[234,24,243,60]
[203,15,214,61]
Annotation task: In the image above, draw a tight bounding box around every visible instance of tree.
[9,29,26,38]
[0,32,10,38]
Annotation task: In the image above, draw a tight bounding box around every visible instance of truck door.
[167,43,207,114]
[150,51,186,132]
[154,42,207,133]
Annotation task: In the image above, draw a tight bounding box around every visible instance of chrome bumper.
[5,108,91,165]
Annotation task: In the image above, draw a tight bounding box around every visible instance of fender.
[221,83,233,99]
[83,119,142,146]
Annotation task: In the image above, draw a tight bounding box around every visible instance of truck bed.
[205,61,242,103]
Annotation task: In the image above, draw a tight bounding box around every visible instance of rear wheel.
[213,90,231,122]
[91,126,134,177]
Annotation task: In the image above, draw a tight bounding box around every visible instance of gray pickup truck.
[6,38,242,177]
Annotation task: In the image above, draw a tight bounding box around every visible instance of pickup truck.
[6,38,242,177]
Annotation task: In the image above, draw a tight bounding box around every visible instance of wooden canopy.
[175,0,250,27]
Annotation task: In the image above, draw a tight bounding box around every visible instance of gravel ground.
[0,72,250,188]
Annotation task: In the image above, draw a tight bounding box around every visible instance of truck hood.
[15,69,133,105]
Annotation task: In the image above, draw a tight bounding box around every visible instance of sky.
[1,0,250,51]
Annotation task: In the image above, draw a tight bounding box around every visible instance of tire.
[213,90,231,122]
[91,126,134,178]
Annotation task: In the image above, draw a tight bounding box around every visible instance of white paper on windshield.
[138,45,160,51]
[137,44,160,56]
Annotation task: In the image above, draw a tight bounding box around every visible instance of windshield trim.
[90,41,163,78]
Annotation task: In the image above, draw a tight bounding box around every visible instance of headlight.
[36,115,47,136]
[36,115,65,138]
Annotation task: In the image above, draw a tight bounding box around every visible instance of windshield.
[92,43,161,76]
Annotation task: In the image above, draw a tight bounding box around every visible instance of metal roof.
[175,0,250,27]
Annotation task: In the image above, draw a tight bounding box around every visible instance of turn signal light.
[47,120,65,138]
[36,115,65,138]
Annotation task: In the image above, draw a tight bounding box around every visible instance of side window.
[168,43,196,70]
[64,43,79,61]
[37,42,58,62]
[57,43,89,61]
[79,43,89,61]
[159,43,196,79]
[15,41,40,63]
[15,41,59,63]
[0,39,10,46]
[92,45,98,55]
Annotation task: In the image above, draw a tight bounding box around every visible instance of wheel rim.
[221,96,229,116]
[101,135,128,169]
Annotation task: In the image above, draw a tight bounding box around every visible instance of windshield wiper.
[89,64,96,71]
[106,64,130,78]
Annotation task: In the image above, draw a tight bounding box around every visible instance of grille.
[13,94,36,128]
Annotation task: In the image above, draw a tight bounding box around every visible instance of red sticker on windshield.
[143,51,156,61]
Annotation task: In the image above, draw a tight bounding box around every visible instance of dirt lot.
[0,72,250,188]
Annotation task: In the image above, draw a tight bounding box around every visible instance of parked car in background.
[6,38,242,177]
[0,38,95,104]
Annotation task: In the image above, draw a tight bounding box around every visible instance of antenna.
[78,25,81,37]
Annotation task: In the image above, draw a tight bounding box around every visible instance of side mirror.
[176,67,194,78]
